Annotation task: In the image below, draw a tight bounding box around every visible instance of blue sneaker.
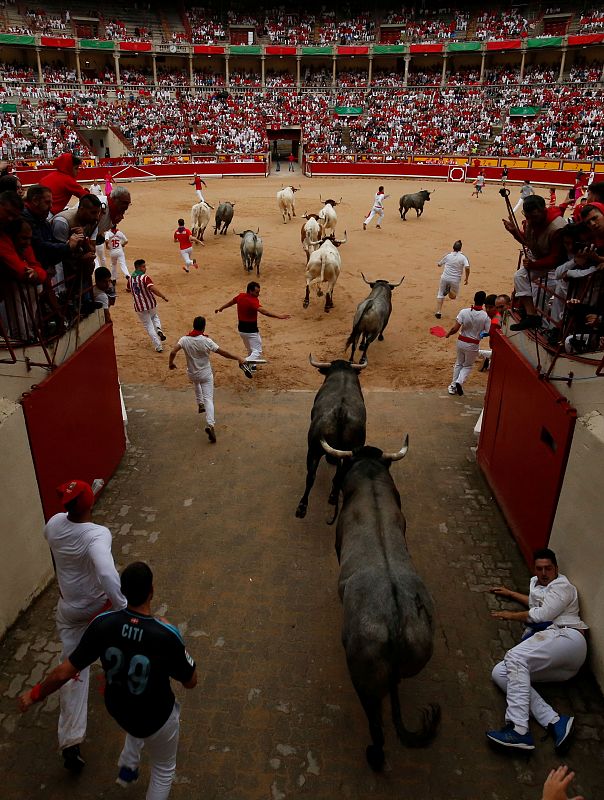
[486,723,535,750]
[550,715,574,753]
[116,766,139,787]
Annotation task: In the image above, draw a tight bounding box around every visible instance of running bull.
[321,435,440,771]
[237,229,263,275]
[346,273,404,364]
[295,356,366,520]
[214,201,235,235]
[399,189,433,221]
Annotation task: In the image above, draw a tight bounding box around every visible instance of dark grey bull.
[214,201,235,235]
[346,273,404,364]
[237,229,263,275]
[321,436,440,770]
[295,356,366,520]
[399,189,433,220]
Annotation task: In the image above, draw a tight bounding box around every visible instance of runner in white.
[43,479,126,772]
[435,239,470,318]
[169,315,249,443]
[104,225,129,285]
[363,186,390,230]
[444,290,490,396]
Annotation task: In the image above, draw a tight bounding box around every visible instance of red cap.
[56,480,95,514]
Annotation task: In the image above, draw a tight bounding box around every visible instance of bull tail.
[345,300,374,351]
[390,684,441,748]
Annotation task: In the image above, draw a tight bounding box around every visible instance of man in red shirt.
[39,153,89,215]
[189,173,208,203]
[214,281,290,367]
[173,218,197,273]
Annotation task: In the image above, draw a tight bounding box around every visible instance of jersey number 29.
[105,647,150,695]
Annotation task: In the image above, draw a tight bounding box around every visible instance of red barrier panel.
[20,324,126,521]
[486,39,522,50]
[477,334,576,566]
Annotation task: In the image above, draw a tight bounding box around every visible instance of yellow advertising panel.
[477,158,499,167]
[500,159,529,168]
[82,159,96,168]
[531,160,561,170]
[595,164,604,173]
[142,157,154,165]
[561,161,591,171]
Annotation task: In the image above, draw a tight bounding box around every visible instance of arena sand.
[110,175,524,392]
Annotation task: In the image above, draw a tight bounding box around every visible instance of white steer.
[300,213,321,263]
[318,196,341,238]
[277,185,300,223]
[191,200,211,242]
[303,232,347,312]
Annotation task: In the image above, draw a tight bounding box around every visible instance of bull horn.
[308,353,331,369]
[335,231,347,245]
[308,238,321,246]
[320,439,352,459]
[390,276,405,287]
[360,271,371,285]
[382,434,410,462]
[350,361,367,371]
[338,196,343,204]
[256,227,259,234]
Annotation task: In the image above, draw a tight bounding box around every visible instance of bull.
[346,273,404,364]
[303,232,347,312]
[300,213,321,263]
[237,229,263,276]
[277,185,300,223]
[214,201,235,235]
[295,356,366,520]
[321,435,440,771]
[318,196,341,238]
[399,189,433,221]
[191,200,211,242]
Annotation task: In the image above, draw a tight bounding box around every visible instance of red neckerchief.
[471,305,484,311]
[187,330,207,337]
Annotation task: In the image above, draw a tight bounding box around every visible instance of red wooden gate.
[21,325,126,521]
[477,334,576,565]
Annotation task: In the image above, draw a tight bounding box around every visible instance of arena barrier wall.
[477,334,576,566]
[20,324,126,521]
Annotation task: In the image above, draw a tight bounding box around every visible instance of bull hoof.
[317,289,323,297]
[366,745,385,772]
[302,300,309,309]
[295,504,307,519]
[378,334,384,341]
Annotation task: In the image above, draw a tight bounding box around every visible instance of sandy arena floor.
[109,174,525,391]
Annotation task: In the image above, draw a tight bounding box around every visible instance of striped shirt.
[130,273,156,312]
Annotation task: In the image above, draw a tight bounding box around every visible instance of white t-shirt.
[373,192,387,210]
[105,229,128,255]
[456,307,490,341]
[44,512,125,614]
[528,574,588,630]
[439,251,470,282]
[93,286,109,309]
[178,334,219,378]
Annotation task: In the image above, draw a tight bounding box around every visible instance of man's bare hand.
[68,232,84,250]
[17,690,35,713]
[502,218,516,234]
[542,765,584,800]
[490,586,512,597]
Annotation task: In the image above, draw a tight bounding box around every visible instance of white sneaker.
[155,346,163,353]
[447,385,456,395]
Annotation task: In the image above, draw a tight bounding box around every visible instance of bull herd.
[190,186,440,769]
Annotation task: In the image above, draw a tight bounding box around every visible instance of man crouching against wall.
[486,548,587,754]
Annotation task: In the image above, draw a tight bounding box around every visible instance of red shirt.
[173,227,192,250]
[235,292,260,331]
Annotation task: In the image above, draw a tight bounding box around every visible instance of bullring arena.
[2,2,604,799]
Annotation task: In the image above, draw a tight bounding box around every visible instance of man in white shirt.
[104,224,129,285]
[44,479,126,772]
[363,185,390,230]
[487,548,587,753]
[435,239,470,319]
[444,290,490,396]
[168,315,250,443]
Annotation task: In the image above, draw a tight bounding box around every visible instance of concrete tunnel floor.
[1,384,603,800]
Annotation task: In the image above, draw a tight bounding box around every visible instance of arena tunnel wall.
[20,324,126,521]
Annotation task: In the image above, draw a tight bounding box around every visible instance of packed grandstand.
[0,2,603,163]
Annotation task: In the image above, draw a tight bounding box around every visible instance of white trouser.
[492,627,586,734]
[137,309,162,349]
[95,243,106,269]
[195,189,205,202]
[437,276,460,299]
[189,367,215,426]
[513,197,525,213]
[110,251,129,281]
[450,340,479,388]
[239,330,262,361]
[118,702,180,800]
[364,207,384,226]
[56,601,100,749]
[179,248,194,268]
[514,267,556,307]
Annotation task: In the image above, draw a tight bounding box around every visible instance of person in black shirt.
[18,562,197,797]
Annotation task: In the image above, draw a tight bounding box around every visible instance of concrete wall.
[0,399,52,637]
[550,412,604,691]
